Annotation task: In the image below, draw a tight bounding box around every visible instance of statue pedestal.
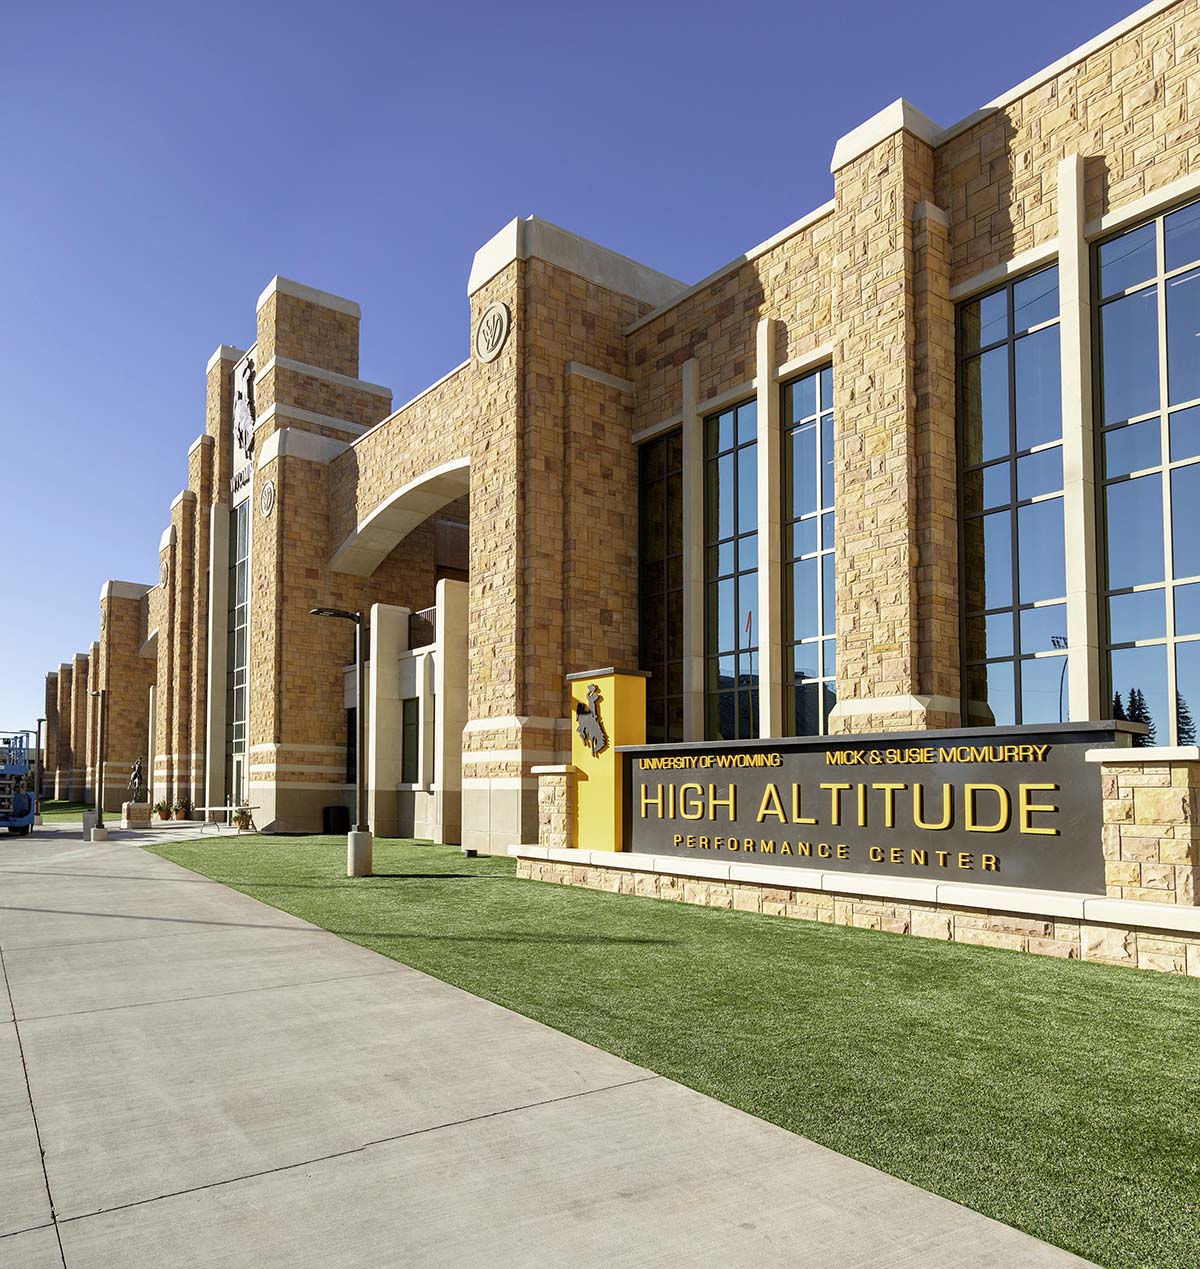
[122,801,151,829]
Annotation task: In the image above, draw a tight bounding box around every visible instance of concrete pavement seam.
[0,950,66,1268]
[57,1074,663,1227]
[15,965,407,1023]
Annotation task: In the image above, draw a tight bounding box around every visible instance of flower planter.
[174,809,188,821]
[156,810,170,821]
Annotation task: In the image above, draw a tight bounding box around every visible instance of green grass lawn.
[147,834,1199,1269]
[36,799,93,822]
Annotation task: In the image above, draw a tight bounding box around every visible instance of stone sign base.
[510,847,1200,977]
[122,801,151,829]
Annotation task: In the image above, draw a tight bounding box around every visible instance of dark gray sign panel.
[620,723,1140,895]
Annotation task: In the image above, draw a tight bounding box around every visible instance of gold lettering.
[709,784,736,821]
[912,782,953,830]
[743,838,755,852]
[686,835,696,849]
[965,783,1011,833]
[757,784,787,823]
[958,852,973,869]
[936,850,950,867]
[889,847,903,863]
[679,783,704,820]
[797,841,812,857]
[640,784,663,818]
[1019,783,1060,835]
[791,784,817,825]
[821,782,852,825]
[817,842,831,858]
[836,843,849,859]
[872,783,907,828]
[668,783,676,817]
[759,840,776,854]
[672,834,683,847]
[857,782,868,826]
[982,854,999,871]
[869,846,883,861]
[780,841,792,855]
[911,849,927,866]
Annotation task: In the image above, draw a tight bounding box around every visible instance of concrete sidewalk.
[0,827,1093,1268]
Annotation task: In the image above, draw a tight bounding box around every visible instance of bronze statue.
[128,759,143,803]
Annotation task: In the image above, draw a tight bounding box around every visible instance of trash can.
[323,804,350,834]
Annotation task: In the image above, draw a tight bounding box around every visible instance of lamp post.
[35,717,45,826]
[310,607,371,876]
[1051,635,1068,723]
[89,689,108,840]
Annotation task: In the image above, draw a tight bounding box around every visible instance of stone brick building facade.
[40,1,1200,972]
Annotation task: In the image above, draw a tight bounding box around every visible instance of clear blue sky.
[1,0,1136,733]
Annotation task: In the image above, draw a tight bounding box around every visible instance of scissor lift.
[0,732,36,835]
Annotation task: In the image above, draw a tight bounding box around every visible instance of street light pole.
[89,689,108,840]
[310,607,372,877]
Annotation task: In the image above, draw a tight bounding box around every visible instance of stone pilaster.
[533,766,576,852]
[1095,749,1200,905]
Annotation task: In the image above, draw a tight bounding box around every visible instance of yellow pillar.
[567,668,648,852]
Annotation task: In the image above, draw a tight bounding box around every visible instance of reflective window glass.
[1175,582,1200,636]
[983,510,1012,609]
[961,349,1010,465]
[1104,419,1161,477]
[1169,404,1200,462]
[1014,327,1062,450]
[1099,222,1156,299]
[1105,476,1164,589]
[1017,447,1063,500]
[1100,289,1160,423]
[1167,267,1200,406]
[1020,604,1068,655]
[1175,642,1200,744]
[1108,589,1166,644]
[1013,266,1059,333]
[1018,499,1066,603]
[1110,644,1169,746]
[1021,656,1069,724]
[961,289,1008,353]
[784,366,835,735]
[1172,463,1200,579]
[1165,200,1200,274]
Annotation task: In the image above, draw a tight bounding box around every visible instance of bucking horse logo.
[575,683,608,758]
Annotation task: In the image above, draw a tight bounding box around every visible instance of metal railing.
[409,606,437,650]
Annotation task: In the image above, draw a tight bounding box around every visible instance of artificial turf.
[34,799,94,822]
[147,833,1199,1269]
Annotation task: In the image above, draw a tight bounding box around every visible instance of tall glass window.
[638,430,683,743]
[960,266,1068,726]
[1097,198,1200,745]
[225,499,250,800]
[784,366,836,734]
[705,399,758,739]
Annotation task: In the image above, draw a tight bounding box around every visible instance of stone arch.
[329,456,470,576]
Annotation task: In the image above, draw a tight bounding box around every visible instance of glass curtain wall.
[783,366,836,733]
[705,400,758,739]
[960,266,1068,726]
[225,499,250,801]
[638,431,684,742]
[1097,198,1200,745]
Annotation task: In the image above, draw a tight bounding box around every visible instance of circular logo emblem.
[260,479,276,519]
[159,560,169,587]
[475,302,510,363]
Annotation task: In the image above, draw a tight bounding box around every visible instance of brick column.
[532,765,576,852]
[43,672,58,798]
[54,662,72,800]
[1095,749,1200,904]
[828,104,959,733]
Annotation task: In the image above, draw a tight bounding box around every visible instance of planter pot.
[174,810,188,821]
[157,810,170,821]
[233,817,250,830]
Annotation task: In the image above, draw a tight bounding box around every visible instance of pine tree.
[1126,687,1157,747]
[1177,692,1196,745]
[1112,690,1126,721]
